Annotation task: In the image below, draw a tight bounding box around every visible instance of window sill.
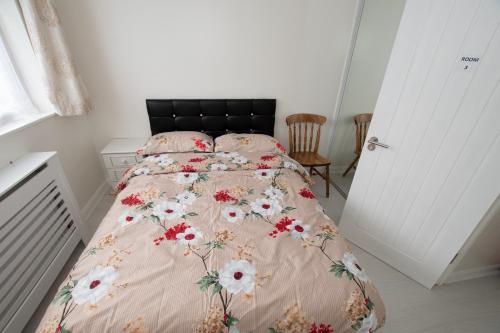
[0,112,56,138]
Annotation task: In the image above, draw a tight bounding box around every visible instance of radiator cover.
[0,152,84,333]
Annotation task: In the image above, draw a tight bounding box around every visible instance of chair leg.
[325,164,330,198]
[342,155,360,177]
[310,166,314,175]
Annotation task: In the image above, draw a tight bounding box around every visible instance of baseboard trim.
[445,264,500,284]
[81,181,109,223]
[332,182,348,199]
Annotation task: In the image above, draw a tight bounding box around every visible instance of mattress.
[36,151,385,333]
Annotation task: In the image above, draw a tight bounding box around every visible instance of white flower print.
[264,186,284,200]
[133,167,150,176]
[176,172,199,184]
[254,169,275,180]
[71,266,118,305]
[158,158,174,168]
[222,205,245,223]
[144,154,173,167]
[289,219,311,239]
[342,252,370,283]
[176,191,197,205]
[231,156,248,164]
[283,161,298,170]
[153,201,185,220]
[218,260,256,294]
[358,312,378,333]
[144,154,161,163]
[176,226,203,246]
[118,210,142,227]
[216,151,239,158]
[250,198,282,217]
[210,163,228,171]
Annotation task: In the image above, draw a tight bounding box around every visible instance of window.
[0,32,40,132]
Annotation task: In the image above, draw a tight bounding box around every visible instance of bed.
[36,99,385,333]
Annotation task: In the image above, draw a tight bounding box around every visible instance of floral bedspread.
[37,151,385,333]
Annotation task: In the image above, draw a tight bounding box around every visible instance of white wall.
[330,0,406,173]
[0,0,104,210]
[457,201,500,270]
[0,116,104,209]
[52,0,359,155]
[446,197,500,281]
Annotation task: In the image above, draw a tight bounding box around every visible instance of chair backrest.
[354,113,372,155]
[286,113,327,153]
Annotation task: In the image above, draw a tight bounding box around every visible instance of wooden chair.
[286,113,331,197]
[343,113,372,177]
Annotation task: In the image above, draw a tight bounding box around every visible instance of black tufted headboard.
[146,99,276,138]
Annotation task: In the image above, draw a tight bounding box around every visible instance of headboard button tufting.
[145,99,275,137]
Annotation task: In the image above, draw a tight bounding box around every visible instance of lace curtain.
[19,0,92,116]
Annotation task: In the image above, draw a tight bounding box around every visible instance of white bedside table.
[101,138,148,188]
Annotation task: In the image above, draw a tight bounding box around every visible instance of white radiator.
[0,152,86,333]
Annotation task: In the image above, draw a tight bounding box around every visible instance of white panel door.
[340,0,500,288]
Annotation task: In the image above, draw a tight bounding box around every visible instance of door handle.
[367,137,391,151]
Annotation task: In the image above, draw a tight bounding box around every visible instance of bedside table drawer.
[107,168,129,181]
[103,154,137,168]
[101,138,148,188]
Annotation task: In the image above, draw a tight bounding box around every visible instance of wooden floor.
[24,180,500,333]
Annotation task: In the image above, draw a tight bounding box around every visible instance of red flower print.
[121,193,144,206]
[189,157,207,163]
[260,155,276,161]
[55,325,62,333]
[299,188,315,199]
[193,139,208,151]
[276,142,286,153]
[276,216,293,232]
[154,223,191,245]
[153,236,165,246]
[256,163,272,169]
[268,216,294,238]
[213,190,238,203]
[164,222,190,241]
[310,323,333,333]
[116,182,126,192]
[181,164,197,172]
